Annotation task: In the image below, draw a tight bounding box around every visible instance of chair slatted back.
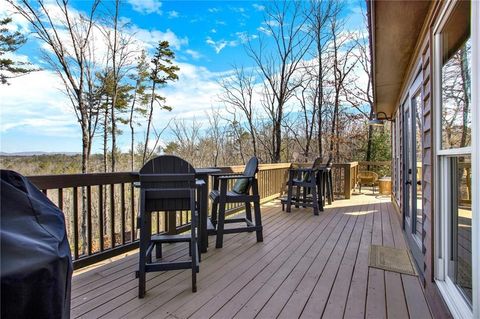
[232,157,259,195]
[243,157,259,178]
[312,157,323,170]
[325,156,334,168]
[139,155,196,212]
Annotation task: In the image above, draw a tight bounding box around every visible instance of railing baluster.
[98,185,104,252]
[72,187,79,260]
[121,183,126,245]
[58,188,63,211]
[110,184,115,248]
[130,183,135,241]
[86,185,92,255]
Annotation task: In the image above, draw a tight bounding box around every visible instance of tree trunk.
[143,83,156,164]
[459,47,470,148]
[129,96,136,171]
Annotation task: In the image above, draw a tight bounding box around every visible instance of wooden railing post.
[344,164,352,199]
[166,212,177,235]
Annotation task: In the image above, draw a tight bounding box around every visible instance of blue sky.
[0,0,365,154]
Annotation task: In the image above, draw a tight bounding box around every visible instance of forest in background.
[2,0,392,175]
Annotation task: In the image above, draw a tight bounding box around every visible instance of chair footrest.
[207,217,257,234]
[150,234,191,243]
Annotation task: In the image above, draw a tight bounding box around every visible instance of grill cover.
[1,170,72,319]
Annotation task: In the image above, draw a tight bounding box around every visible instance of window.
[435,1,477,317]
[440,2,472,150]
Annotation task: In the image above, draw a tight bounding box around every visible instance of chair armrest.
[210,172,243,177]
[217,175,250,180]
[289,168,316,174]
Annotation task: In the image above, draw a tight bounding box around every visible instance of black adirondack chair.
[208,157,263,249]
[283,157,323,215]
[136,155,199,297]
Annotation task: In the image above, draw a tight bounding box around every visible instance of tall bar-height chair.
[283,157,323,215]
[208,157,263,249]
[136,155,199,297]
[321,156,334,205]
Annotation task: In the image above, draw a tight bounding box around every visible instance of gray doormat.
[369,245,417,276]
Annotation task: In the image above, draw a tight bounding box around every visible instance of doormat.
[369,245,417,276]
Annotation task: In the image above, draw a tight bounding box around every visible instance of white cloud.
[168,10,179,18]
[185,49,202,60]
[231,7,245,13]
[205,37,239,54]
[211,28,217,34]
[0,69,77,137]
[130,26,188,50]
[236,31,258,44]
[208,7,220,13]
[252,4,265,11]
[126,0,162,15]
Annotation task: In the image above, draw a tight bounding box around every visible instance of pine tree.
[0,17,36,85]
[142,41,179,164]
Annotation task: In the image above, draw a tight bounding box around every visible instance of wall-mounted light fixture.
[368,111,392,126]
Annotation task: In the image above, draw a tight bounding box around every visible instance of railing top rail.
[292,161,359,168]
[27,163,294,190]
[27,172,138,189]
[358,161,391,166]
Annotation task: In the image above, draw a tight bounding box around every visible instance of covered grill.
[1,170,72,319]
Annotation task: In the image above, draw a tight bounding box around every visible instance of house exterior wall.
[389,2,452,317]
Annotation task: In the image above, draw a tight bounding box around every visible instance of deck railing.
[292,162,359,199]
[358,161,392,177]
[27,161,357,269]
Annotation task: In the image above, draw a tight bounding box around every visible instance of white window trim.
[470,1,479,317]
[432,1,479,318]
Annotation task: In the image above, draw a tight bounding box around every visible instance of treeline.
[6,0,180,174]
[164,1,391,167]
[5,0,391,175]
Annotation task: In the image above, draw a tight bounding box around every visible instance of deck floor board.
[71,195,432,319]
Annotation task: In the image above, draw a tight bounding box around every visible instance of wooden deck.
[71,194,432,319]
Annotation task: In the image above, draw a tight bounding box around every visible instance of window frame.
[432,1,479,318]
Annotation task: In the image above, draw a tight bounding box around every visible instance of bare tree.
[218,65,258,157]
[101,0,137,171]
[246,0,313,163]
[9,0,101,173]
[328,15,358,161]
[307,0,337,160]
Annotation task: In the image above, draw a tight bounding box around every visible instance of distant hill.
[0,151,80,157]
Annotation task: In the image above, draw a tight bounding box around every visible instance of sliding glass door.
[403,74,423,270]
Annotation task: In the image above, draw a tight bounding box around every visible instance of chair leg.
[211,201,218,226]
[311,182,319,215]
[326,172,332,205]
[245,202,252,221]
[253,200,263,242]
[286,180,293,213]
[216,201,226,248]
[138,211,150,298]
[191,235,197,292]
[329,172,334,203]
[317,174,324,213]
[245,202,254,232]
[302,187,307,208]
[155,243,162,259]
[295,186,300,208]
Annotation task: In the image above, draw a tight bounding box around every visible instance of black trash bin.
[1,170,72,319]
